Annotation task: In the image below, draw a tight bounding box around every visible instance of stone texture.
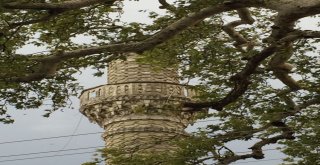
[79,52,200,160]
[107,53,179,84]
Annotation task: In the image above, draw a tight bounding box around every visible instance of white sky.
[0,1,319,165]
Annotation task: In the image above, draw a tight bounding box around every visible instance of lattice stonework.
[79,53,198,155]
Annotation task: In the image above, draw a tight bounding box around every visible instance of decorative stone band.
[103,114,188,137]
[103,126,188,137]
[79,95,193,128]
[79,82,198,105]
[103,114,187,126]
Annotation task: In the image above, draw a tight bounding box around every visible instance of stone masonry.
[79,53,199,160]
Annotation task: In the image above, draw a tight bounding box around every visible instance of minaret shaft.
[79,53,197,159]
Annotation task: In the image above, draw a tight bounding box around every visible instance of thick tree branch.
[268,42,301,90]
[184,25,320,111]
[222,8,255,52]
[3,1,118,28]
[267,0,320,41]
[184,44,278,110]
[2,0,110,10]
[158,0,176,11]
[5,2,263,83]
[285,30,320,40]
[183,0,318,111]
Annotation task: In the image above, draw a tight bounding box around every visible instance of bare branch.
[9,13,60,28]
[214,123,293,164]
[222,8,255,52]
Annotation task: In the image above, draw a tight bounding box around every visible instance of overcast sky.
[0,1,318,165]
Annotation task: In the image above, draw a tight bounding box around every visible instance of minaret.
[79,52,198,160]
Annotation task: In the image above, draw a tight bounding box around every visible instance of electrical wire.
[0,131,103,145]
[0,150,284,164]
[0,127,267,146]
[0,146,278,159]
[53,115,84,156]
[0,151,96,163]
[0,123,303,146]
[0,146,104,158]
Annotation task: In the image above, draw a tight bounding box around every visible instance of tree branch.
[158,0,176,11]
[215,90,319,164]
[5,2,263,83]
[3,1,118,29]
[184,44,278,110]
[2,0,110,10]
[9,12,60,28]
[184,24,320,111]
[266,1,320,41]
[222,8,255,52]
[268,42,301,90]
[285,30,320,40]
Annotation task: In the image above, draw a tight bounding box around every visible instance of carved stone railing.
[80,82,197,105]
[79,82,198,127]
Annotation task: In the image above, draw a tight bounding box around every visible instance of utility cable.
[0,126,306,146]
[0,146,278,159]
[0,131,103,145]
[0,146,104,158]
[0,125,307,146]
[0,110,310,146]
[0,151,284,164]
[55,115,83,153]
[0,151,96,163]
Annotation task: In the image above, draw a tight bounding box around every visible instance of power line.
[53,115,84,158]
[0,128,260,146]
[0,145,283,164]
[0,145,279,159]
[0,119,217,146]
[0,151,96,163]
[0,127,302,146]
[0,132,103,145]
[0,146,104,158]
[0,113,308,146]
[0,150,284,164]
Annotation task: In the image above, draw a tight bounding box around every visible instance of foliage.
[1,0,320,164]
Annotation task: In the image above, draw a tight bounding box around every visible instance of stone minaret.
[79,53,198,160]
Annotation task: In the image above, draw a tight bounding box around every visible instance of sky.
[0,1,318,165]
